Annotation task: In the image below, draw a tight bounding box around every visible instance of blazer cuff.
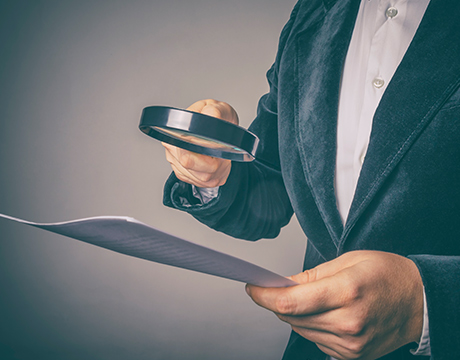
[163,162,243,217]
[408,254,460,359]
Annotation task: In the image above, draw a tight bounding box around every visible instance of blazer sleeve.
[408,255,460,359]
[162,2,303,241]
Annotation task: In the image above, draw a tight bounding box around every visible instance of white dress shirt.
[335,0,430,222]
[334,0,431,357]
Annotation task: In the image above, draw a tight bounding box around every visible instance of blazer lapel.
[342,0,460,245]
[295,0,361,251]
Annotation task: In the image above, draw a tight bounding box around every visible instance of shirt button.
[372,77,385,88]
[386,7,398,18]
[360,153,366,165]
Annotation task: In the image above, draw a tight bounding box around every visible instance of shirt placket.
[353,0,405,181]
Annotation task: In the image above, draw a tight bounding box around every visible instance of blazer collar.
[341,0,460,246]
[322,0,340,11]
[294,0,361,256]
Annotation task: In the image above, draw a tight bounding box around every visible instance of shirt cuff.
[410,287,431,356]
[192,185,219,204]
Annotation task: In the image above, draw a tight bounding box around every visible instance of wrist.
[405,258,425,344]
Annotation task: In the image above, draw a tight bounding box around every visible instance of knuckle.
[164,149,174,163]
[217,177,227,186]
[197,168,212,179]
[207,178,223,188]
[274,293,297,315]
[207,160,221,173]
[174,172,188,183]
[303,268,318,283]
[179,152,195,169]
[196,172,213,183]
[339,318,366,336]
[344,338,367,357]
[193,172,223,188]
[340,275,361,304]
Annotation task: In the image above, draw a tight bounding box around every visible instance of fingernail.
[245,284,251,296]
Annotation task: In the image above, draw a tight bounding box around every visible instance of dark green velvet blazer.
[164,0,460,359]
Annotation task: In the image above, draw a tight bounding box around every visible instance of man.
[162,0,460,359]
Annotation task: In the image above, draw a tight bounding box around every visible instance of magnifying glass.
[139,106,259,162]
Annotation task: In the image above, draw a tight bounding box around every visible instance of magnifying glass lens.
[152,126,247,154]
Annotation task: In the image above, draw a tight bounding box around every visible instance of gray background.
[0,1,306,359]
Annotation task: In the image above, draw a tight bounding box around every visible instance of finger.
[246,271,352,316]
[165,146,219,176]
[169,162,202,186]
[169,159,223,188]
[291,326,341,353]
[201,103,224,119]
[276,306,360,336]
[277,310,336,331]
[187,99,209,113]
[187,99,223,119]
[165,145,230,187]
[164,145,208,184]
[315,342,346,360]
[291,326,361,360]
[163,142,225,174]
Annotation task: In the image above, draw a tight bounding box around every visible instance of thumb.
[201,103,224,119]
[187,99,238,124]
[291,251,369,285]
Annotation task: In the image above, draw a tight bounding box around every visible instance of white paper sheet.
[0,213,297,288]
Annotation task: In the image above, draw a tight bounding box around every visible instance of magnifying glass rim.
[139,106,259,162]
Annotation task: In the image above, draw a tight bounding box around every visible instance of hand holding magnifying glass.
[139,99,257,188]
